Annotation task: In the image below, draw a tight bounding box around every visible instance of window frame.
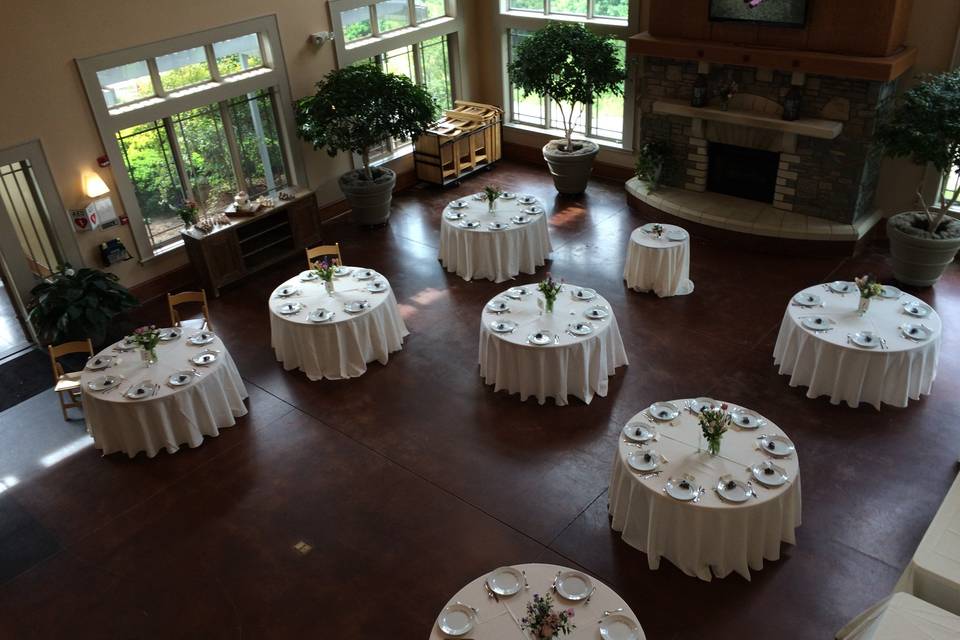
[77,15,305,261]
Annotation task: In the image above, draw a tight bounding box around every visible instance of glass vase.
[140,348,157,367]
[857,296,870,316]
[544,296,555,314]
[707,437,721,457]
[488,201,496,214]
[325,279,335,294]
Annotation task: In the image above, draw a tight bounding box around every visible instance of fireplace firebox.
[706,143,780,204]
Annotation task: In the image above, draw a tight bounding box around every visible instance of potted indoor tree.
[508,22,625,195]
[295,64,438,226]
[878,70,960,286]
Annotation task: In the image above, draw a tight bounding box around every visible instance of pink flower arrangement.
[312,257,339,282]
[521,593,575,639]
[129,325,161,352]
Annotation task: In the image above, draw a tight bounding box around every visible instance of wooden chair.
[168,290,212,332]
[305,243,342,270]
[49,339,93,421]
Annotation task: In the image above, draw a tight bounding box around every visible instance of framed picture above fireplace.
[708,0,808,29]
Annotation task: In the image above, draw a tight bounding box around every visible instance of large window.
[506,0,629,20]
[334,0,452,45]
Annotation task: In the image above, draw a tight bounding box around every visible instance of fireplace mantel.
[652,99,843,140]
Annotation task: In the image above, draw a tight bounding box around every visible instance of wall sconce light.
[310,31,335,46]
[83,173,110,199]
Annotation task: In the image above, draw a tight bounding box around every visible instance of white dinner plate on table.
[85,355,115,371]
[792,292,822,307]
[849,331,880,349]
[448,199,468,209]
[275,286,298,298]
[486,299,510,313]
[486,566,523,596]
[715,476,753,503]
[729,409,765,430]
[827,281,855,294]
[158,327,181,341]
[510,215,531,225]
[87,374,121,392]
[627,448,661,472]
[300,270,319,282]
[554,571,593,601]
[354,269,376,280]
[801,316,834,332]
[900,323,933,341]
[436,603,476,637]
[190,350,218,366]
[623,423,656,443]
[489,320,517,333]
[344,301,370,314]
[751,461,789,487]
[308,309,335,323]
[167,371,195,387]
[600,614,642,640]
[124,381,158,400]
[522,206,544,215]
[585,306,609,320]
[667,229,687,241]
[527,331,553,346]
[472,192,487,201]
[333,267,352,277]
[488,221,510,230]
[903,301,932,318]
[500,192,517,200]
[277,302,302,315]
[880,285,902,299]
[689,397,720,413]
[459,220,480,229]
[188,331,216,346]
[505,287,530,299]
[665,476,701,501]
[571,287,596,301]
[567,322,593,336]
[444,210,465,220]
[518,195,537,205]
[759,434,795,458]
[648,401,680,421]
[115,337,137,352]
[366,280,388,293]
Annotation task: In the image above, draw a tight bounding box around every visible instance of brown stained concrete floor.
[0,160,957,639]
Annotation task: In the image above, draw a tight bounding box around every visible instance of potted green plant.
[877,70,960,286]
[508,22,625,195]
[28,264,139,347]
[635,141,671,192]
[295,64,438,226]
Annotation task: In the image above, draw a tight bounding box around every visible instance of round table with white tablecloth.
[439,192,552,283]
[836,592,960,640]
[773,283,941,409]
[623,223,694,297]
[608,398,801,581]
[428,563,645,640]
[478,284,628,406]
[269,266,408,381]
[80,331,248,458]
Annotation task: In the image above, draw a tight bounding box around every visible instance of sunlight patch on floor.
[39,436,94,468]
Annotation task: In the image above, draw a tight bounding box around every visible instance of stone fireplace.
[706,143,779,203]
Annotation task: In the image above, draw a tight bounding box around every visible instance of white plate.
[689,397,721,413]
[85,355,114,371]
[276,286,298,298]
[666,229,687,241]
[900,323,933,341]
[444,210,465,220]
[486,299,510,313]
[903,301,932,318]
[567,322,593,336]
[850,331,879,349]
[87,374,121,392]
[827,281,855,294]
[751,461,789,487]
[459,220,480,229]
[627,448,660,472]
[522,206,544,215]
[527,331,552,346]
[277,302,302,315]
[510,215,531,225]
[729,409,765,430]
[571,287,596,301]
[300,270,319,281]
[344,301,370,314]
[585,306,609,320]
[517,195,537,205]
[308,309,335,323]
[623,423,656,443]
[600,614,642,640]
[354,269,377,280]
[367,280,388,293]
[168,371,195,387]
[124,382,157,400]
[188,332,216,346]
[801,316,833,332]
[190,350,218,366]
[759,434,795,457]
[486,566,523,596]
[665,476,700,501]
[792,292,822,307]
[448,200,469,209]
[114,338,137,352]
[471,192,487,201]
[488,221,510,230]
[500,192,517,200]
[505,287,530,300]
[715,476,753,503]
[489,320,517,333]
[158,327,181,341]
[648,401,679,421]
[880,285,902,299]
[333,267,352,277]
[555,571,593,601]
[436,604,476,637]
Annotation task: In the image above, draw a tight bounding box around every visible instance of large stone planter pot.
[339,168,396,226]
[887,212,960,286]
[542,139,600,195]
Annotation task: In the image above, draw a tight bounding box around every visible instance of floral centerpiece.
[313,258,339,293]
[717,79,739,111]
[483,185,504,213]
[176,200,199,227]
[854,274,884,315]
[651,223,664,238]
[538,272,563,314]
[635,140,671,191]
[521,593,575,640]
[699,404,730,456]
[129,325,161,366]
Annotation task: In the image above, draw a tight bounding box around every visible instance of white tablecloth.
[81,334,248,458]
[772,285,941,409]
[608,399,802,581]
[269,267,408,381]
[428,563,645,640]
[837,592,960,640]
[623,224,694,297]
[478,285,628,405]
[439,194,552,283]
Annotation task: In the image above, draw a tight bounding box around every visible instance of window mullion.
[204,44,222,83]
[413,41,424,86]
[407,0,417,25]
[147,58,166,98]
[218,100,247,192]
[370,3,381,37]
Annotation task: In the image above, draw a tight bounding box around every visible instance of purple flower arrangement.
[521,593,575,639]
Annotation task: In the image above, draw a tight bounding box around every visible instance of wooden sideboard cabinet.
[182,190,322,297]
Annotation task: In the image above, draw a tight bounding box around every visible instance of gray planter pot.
[887,212,960,286]
[542,139,600,195]
[339,168,396,226]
